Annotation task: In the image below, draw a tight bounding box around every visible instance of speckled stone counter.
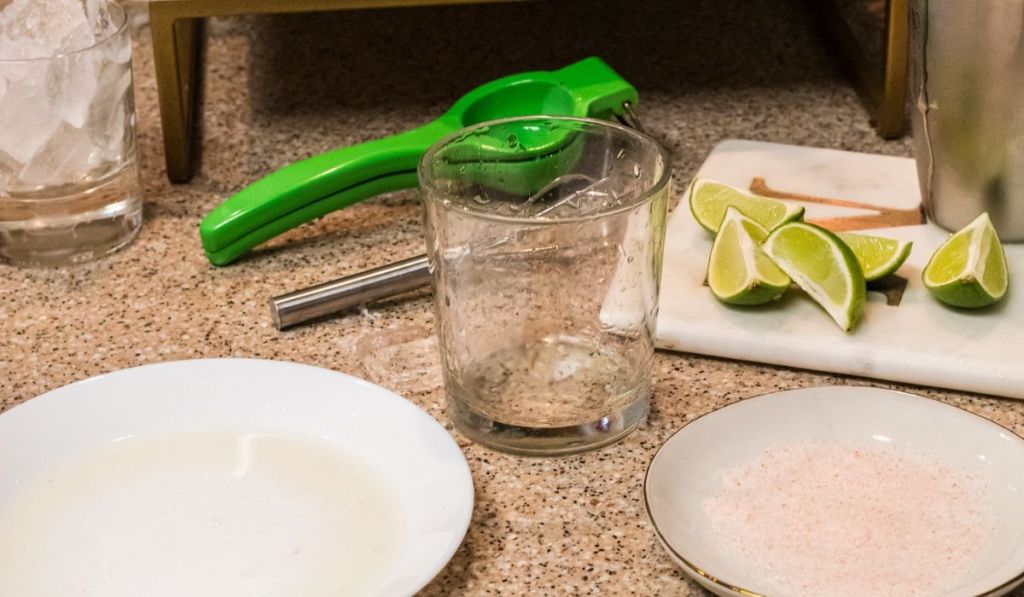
[3,1,1022,594]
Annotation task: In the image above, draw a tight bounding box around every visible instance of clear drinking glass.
[0,0,142,266]
[420,116,671,455]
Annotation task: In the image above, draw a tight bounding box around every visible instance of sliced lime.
[837,232,913,281]
[923,212,1008,308]
[707,207,791,305]
[763,222,866,331]
[688,178,804,234]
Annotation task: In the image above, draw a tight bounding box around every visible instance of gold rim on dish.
[642,384,1024,597]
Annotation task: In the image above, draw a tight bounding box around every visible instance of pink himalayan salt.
[703,443,995,597]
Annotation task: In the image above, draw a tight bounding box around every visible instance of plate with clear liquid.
[0,358,473,597]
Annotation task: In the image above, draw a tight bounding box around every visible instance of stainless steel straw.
[270,255,430,330]
[270,106,649,330]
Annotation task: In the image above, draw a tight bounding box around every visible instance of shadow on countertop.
[180,0,910,268]
[243,0,843,117]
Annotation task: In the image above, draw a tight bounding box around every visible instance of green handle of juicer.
[200,121,453,266]
[200,57,638,266]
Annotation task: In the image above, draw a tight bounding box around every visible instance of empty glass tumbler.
[420,116,671,455]
[0,0,142,265]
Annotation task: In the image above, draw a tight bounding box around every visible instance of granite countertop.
[3,0,1022,594]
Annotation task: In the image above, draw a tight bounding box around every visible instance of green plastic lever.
[200,57,638,265]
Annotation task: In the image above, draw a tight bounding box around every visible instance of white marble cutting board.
[656,139,1024,399]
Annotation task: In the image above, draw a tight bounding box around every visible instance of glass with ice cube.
[0,0,141,266]
[420,117,671,455]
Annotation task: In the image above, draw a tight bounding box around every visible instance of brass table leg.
[150,4,204,183]
[806,0,909,140]
[877,0,908,139]
[148,0,905,182]
[148,0,523,183]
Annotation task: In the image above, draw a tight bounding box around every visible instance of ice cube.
[17,121,102,188]
[57,19,96,56]
[0,0,95,59]
[0,26,49,61]
[89,61,132,162]
[0,148,20,196]
[91,58,132,111]
[84,0,117,39]
[53,50,100,128]
[99,104,127,163]
[105,26,132,65]
[0,62,60,164]
[0,0,129,180]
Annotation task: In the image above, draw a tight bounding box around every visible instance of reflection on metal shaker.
[910,0,1024,241]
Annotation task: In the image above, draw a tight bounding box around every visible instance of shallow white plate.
[645,386,1024,597]
[0,358,473,597]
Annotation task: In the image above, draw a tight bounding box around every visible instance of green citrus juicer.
[199,57,639,265]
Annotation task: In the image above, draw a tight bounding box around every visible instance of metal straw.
[270,255,430,330]
[270,105,649,329]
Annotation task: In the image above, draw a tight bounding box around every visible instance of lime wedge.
[688,178,805,234]
[837,232,913,281]
[707,207,791,305]
[923,212,1008,308]
[763,222,866,331]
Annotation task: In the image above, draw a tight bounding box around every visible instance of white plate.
[645,386,1024,597]
[0,358,473,597]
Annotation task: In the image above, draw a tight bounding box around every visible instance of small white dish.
[0,358,473,597]
[645,386,1024,597]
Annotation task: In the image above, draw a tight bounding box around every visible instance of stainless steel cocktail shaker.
[910,0,1024,240]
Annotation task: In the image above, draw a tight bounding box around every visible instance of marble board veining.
[656,140,1023,399]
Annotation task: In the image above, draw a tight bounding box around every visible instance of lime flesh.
[763,222,866,331]
[923,212,1008,308]
[838,232,913,282]
[707,207,791,305]
[688,178,804,234]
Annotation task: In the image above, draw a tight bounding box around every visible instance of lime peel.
[688,178,805,234]
[923,212,1008,308]
[763,222,866,332]
[707,207,791,306]
[837,232,913,282]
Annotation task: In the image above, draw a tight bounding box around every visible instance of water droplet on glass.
[633,164,642,178]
